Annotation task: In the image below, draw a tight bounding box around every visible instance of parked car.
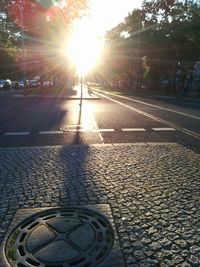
[29,80,39,88]
[0,80,5,90]
[19,81,25,88]
[11,81,21,90]
[3,79,11,90]
[43,81,53,87]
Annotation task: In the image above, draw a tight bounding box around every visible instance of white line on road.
[94,89,200,120]
[64,129,87,132]
[95,129,115,132]
[122,128,146,132]
[62,128,115,133]
[95,92,200,140]
[4,132,30,136]
[152,127,176,131]
[0,128,184,136]
[39,131,63,134]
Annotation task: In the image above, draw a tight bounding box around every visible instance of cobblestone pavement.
[0,143,200,266]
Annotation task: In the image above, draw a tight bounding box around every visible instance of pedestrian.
[181,72,193,98]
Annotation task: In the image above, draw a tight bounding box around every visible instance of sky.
[88,0,143,35]
[66,0,143,73]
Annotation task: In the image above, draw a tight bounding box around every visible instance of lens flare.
[66,20,104,75]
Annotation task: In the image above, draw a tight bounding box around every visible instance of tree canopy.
[0,0,88,79]
[103,0,200,90]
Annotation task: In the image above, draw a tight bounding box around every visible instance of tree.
[104,0,200,91]
[0,1,21,78]
[0,0,88,79]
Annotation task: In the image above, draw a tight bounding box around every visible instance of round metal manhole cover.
[5,207,114,267]
[60,125,84,132]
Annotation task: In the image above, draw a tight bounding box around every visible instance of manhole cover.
[5,207,114,267]
[60,125,84,132]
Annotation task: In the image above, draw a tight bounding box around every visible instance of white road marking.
[62,128,114,133]
[96,129,115,132]
[94,89,200,120]
[1,128,180,136]
[95,92,200,140]
[64,124,82,127]
[79,100,104,143]
[39,131,63,134]
[64,129,87,132]
[122,128,146,132]
[4,132,30,136]
[152,127,176,131]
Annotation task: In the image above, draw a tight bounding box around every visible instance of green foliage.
[0,0,88,78]
[8,247,17,261]
[104,0,200,89]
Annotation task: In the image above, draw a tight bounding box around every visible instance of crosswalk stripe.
[152,127,176,131]
[2,127,178,136]
[39,131,63,134]
[4,132,30,136]
[122,128,146,132]
[92,129,115,132]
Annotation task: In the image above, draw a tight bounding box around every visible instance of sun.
[66,20,104,75]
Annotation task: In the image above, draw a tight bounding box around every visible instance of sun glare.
[66,20,104,75]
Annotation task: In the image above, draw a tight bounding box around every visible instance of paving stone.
[181,249,190,259]
[166,232,180,241]
[174,239,188,249]
[143,246,154,257]
[177,262,192,267]
[0,144,200,266]
[170,253,184,265]
[134,250,146,260]
[132,241,144,250]
[190,245,200,255]
[188,255,199,265]
[149,242,162,251]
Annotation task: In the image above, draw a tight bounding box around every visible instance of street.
[0,86,200,153]
[0,86,200,267]
[1,0,200,265]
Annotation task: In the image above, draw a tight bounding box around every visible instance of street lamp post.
[136,11,141,90]
[19,0,27,96]
[81,72,83,99]
[79,72,83,107]
[171,48,180,96]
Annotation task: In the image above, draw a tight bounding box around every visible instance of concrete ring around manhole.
[5,207,114,267]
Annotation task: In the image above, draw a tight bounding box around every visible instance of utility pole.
[19,0,27,96]
[79,72,83,107]
[136,11,141,90]
[81,72,83,98]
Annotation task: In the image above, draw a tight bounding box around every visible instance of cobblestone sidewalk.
[0,143,200,266]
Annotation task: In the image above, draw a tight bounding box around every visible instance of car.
[0,80,5,89]
[19,81,25,88]
[11,81,21,90]
[3,79,11,90]
[43,81,53,87]
[29,80,38,88]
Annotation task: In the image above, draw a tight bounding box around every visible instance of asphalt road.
[0,88,200,153]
